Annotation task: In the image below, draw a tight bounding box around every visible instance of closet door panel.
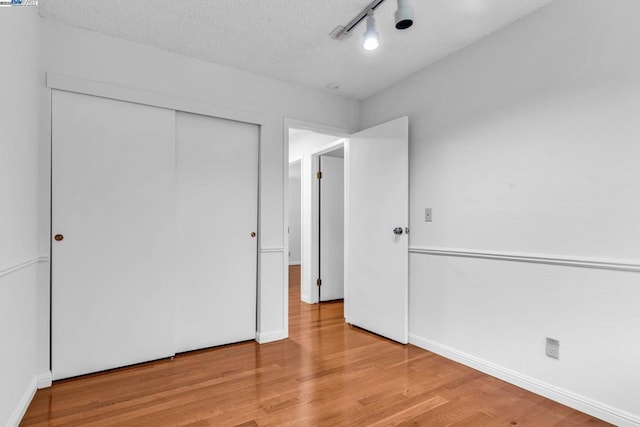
[175,112,258,353]
[51,90,176,380]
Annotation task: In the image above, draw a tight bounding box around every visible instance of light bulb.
[363,33,379,50]
[363,12,379,50]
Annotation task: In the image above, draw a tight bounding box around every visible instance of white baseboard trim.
[409,334,640,427]
[288,261,301,266]
[7,376,37,427]
[36,372,52,389]
[301,294,314,304]
[255,329,287,344]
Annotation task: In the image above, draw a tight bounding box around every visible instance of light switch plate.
[425,208,433,222]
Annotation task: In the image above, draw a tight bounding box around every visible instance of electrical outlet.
[546,338,559,359]
[425,208,433,222]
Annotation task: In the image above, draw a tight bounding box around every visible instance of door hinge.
[317,171,322,179]
[316,278,322,286]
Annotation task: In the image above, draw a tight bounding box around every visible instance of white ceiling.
[38,0,554,100]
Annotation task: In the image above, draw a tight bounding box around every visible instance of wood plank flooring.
[22,265,610,426]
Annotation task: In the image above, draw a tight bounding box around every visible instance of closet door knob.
[251,232,256,238]
[54,234,64,241]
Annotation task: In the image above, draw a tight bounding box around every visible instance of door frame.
[284,119,350,305]
[315,145,345,303]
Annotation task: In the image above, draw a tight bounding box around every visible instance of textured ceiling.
[38,0,554,100]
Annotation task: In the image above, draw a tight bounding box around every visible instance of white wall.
[360,0,640,425]
[0,6,41,427]
[288,162,302,265]
[37,18,359,357]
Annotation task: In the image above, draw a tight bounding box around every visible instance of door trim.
[284,119,351,307]
[46,73,265,126]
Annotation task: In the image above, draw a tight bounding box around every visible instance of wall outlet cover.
[546,337,560,359]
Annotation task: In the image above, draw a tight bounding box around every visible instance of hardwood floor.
[23,265,610,426]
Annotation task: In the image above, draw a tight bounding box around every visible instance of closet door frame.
[45,73,277,374]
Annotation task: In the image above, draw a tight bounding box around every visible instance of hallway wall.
[288,162,302,265]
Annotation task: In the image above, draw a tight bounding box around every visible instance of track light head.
[332,0,415,50]
[363,12,379,50]
[395,0,414,30]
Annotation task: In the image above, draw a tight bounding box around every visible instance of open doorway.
[287,126,346,305]
[285,116,409,343]
[318,148,344,302]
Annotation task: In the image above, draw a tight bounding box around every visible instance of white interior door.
[320,155,344,301]
[175,112,258,353]
[52,90,176,380]
[345,116,409,343]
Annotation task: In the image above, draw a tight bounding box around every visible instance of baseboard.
[36,372,52,389]
[6,375,37,427]
[288,261,301,266]
[301,294,314,304]
[409,334,640,427]
[255,329,287,344]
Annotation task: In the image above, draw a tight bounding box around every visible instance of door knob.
[54,234,64,241]
[251,232,257,238]
[393,227,403,235]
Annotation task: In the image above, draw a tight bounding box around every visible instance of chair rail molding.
[261,247,285,254]
[409,246,640,273]
[0,256,49,279]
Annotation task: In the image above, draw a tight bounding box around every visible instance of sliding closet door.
[175,112,258,353]
[51,90,176,380]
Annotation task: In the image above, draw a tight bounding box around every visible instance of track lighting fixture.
[362,12,379,51]
[330,0,414,51]
[395,0,414,30]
